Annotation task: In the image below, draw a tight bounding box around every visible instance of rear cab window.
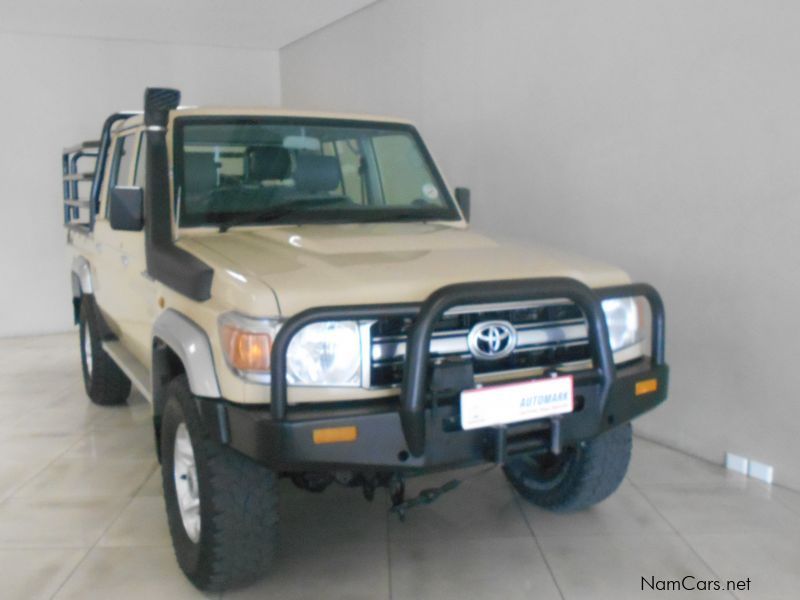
[104,132,137,217]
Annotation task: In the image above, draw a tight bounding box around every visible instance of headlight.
[219,313,362,386]
[287,321,362,386]
[601,297,641,352]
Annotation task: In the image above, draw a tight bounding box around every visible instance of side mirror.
[109,186,144,231]
[455,187,471,222]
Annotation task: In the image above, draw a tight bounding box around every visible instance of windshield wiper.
[358,211,439,223]
[219,202,445,232]
[218,198,344,232]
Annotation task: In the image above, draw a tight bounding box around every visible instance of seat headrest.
[246,146,291,182]
[184,153,218,194]
[293,153,341,193]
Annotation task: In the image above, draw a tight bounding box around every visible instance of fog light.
[312,426,358,444]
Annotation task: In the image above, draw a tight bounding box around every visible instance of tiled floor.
[1,332,799,599]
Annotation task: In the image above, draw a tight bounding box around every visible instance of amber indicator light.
[635,378,658,396]
[312,426,358,445]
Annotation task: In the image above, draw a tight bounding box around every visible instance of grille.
[368,300,591,388]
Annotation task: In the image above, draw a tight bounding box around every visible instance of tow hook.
[390,479,461,522]
[387,464,497,520]
[357,473,405,503]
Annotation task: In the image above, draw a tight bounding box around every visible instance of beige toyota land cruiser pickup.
[63,88,668,592]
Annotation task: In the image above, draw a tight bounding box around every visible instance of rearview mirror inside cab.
[109,186,144,231]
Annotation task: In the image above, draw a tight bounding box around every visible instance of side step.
[102,341,153,402]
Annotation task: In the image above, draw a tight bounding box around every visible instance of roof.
[114,106,413,130]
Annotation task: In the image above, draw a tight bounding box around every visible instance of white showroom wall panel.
[0,32,280,337]
[280,0,800,490]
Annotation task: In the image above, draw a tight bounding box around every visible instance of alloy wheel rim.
[173,422,201,543]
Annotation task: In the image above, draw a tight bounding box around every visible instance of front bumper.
[199,277,669,472]
[203,358,665,472]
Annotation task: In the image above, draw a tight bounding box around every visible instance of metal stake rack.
[62,140,99,230]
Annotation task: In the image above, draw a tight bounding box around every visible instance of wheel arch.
[71,256,93,324]
[151,310,222,460]
[151,309,221,418]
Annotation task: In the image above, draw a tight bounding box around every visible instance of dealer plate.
[459,375,574,430]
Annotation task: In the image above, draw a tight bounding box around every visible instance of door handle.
[120,254,129,267]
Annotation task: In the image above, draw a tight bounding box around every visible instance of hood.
[181,223,630,315]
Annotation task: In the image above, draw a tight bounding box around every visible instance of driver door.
[94,130,156,365]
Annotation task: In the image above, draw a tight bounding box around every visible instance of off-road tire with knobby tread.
[79,296,131,406]
[504,422,632,512]
[160,375,279,592]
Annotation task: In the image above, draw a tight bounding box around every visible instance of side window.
[372,134,442,207]
[110,134,136,188]
[133,133,147,188]
[104,133,136,217]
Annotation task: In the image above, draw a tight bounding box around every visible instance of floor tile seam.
[512,493,566,600]
[49,462,159,599]
[0,425,98,504]
[771,490,800,518]
[631,434,795,493]
[627,477,738,600]
[385,490,394,600]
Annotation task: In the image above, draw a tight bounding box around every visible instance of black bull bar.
[269,277,666,458]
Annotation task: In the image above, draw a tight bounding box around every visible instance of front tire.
[504,422,632,512]
[79,296,131,406]
[160,375,279,592]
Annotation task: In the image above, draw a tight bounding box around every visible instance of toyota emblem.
[467,320,517,360]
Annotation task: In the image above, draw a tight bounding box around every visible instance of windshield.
[173,118,460,229]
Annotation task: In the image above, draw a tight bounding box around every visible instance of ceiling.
[0,0,377,50]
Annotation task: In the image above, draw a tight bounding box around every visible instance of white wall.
[281,0,800,490]
[0,32,280,337]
